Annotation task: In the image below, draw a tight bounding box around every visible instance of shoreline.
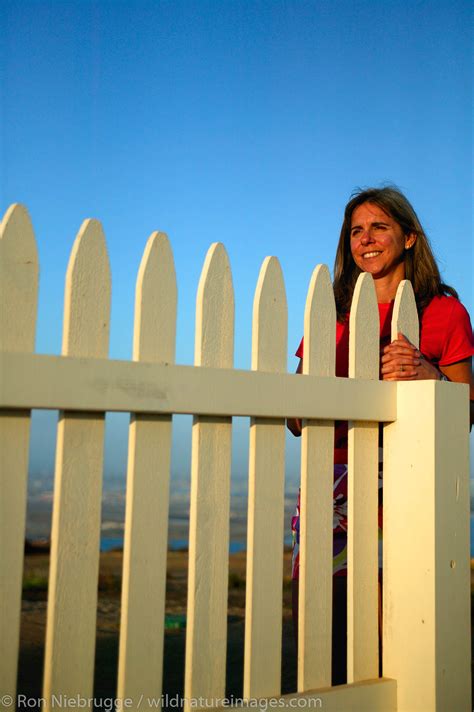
[25,537,294,555]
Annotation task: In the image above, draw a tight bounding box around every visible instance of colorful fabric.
[291,464,383,579]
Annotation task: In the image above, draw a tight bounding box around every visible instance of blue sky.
[1,0,472,481]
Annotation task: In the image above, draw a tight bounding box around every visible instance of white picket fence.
[0,203,471,712]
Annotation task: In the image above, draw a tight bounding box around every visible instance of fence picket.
[347,273,379,682]
[244,257,287,699]
[298,265,335,691]
[391,280,419,346]
[0,204,38,698]
[117,233,177,707]
[185,243,234,706]
[43,220,111,705]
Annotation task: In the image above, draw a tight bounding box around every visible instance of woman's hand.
[381,332,441,381]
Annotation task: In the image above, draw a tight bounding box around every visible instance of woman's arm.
[441,357,474,427]
[381,333,474,426]
[287,358,303,436]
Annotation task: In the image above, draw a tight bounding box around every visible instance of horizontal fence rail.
[1,203,471,712]
[0,353,397,420]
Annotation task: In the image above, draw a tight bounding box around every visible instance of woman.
[288,186,474,685]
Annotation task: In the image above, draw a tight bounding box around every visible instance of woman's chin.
[360,264,383,277]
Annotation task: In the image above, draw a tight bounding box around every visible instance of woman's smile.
[362,250,382,259]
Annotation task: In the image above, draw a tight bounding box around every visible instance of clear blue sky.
[1,0,472,480]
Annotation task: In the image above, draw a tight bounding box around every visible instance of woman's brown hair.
[333,186,458,321]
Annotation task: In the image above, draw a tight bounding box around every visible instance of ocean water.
[27,471,300,553]
[26,471,474,558]
[100,536,293,553]
[100,537,248,553]
[103,525,474,556]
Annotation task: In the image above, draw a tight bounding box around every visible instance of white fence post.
[390,280,419,346]
[0,204,38,700]
[383,379,471,712]
[244,256,287,699]
[298,264,335,690]
[117,232,177,708]
[43,219,111,706]
[347,273,380,682]
[185,243,234,706]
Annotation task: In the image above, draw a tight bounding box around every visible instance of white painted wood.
[298,265,336,691]
[117,233,177,706]
[347,273,379,683]
[348,274,379,382]
[191,678,397,712]
[244,257,287,699]
[391,280,419,346]
[0,204,38,698]
[0,351,397,422]
[131,232,177,364]
[287,678,397,712]
[384,380,471,712]
[43,220,110,706]
[185,244,234,706]
[0,204,38,351]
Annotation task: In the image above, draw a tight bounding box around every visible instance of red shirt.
[295,296,474,462]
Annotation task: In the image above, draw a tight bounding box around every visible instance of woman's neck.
[373,267,405,304]
[374,275,405,304]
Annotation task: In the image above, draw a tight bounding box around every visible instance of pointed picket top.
[391,279,419,347]
[0,203,39,352]
[195,242,234,368]
[133,231,177,363]
[62,219,111,358]
[252,256,287,373]
[303,264,336,377]
[349,272,379,379]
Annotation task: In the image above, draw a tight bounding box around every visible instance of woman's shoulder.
[420,295,473,366]
[422,295,471,324]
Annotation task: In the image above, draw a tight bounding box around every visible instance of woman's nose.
[360,229,373,245]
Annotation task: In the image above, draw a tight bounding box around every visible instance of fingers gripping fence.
[0,204,471,712]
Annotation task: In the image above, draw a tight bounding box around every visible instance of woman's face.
[349,202,416,280]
